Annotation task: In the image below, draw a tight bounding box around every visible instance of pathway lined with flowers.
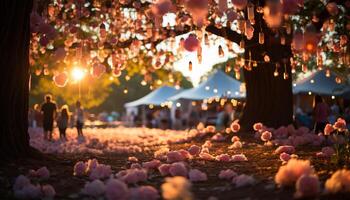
[1,121,349,200]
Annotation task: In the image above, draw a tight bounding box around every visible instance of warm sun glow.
[71,67,85,81]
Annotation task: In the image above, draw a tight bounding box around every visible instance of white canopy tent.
[124,86,182,108]
[293,70,348,96]
[169,69,245,101]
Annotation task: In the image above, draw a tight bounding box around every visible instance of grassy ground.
[0,132,348,200]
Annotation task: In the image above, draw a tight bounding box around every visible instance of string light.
[123,88,128,94]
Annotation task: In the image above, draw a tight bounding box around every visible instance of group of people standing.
[29,94,85,141]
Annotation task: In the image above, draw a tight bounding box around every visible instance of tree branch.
[205,25,242,44]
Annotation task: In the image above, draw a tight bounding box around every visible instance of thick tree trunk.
[0,0,34,159]
[239,42,293,130]
[206,18,294,130]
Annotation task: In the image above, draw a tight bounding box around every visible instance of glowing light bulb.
[71,67,85,81]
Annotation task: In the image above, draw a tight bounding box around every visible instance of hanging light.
[325,69,331,77]
[240,40,245,49]
[218,45,224,57]
[247,3,255,24]
[123,88,128,94]
[189,61,193,71]
[280,35,286,45]
[259,32,264,44]
[283,64,289,80]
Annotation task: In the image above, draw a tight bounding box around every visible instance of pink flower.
[231,154,248,162]
[158,164,171,176]
[275,145,295,154]
[215,154,231,162]
[129,186,159,200]
[130,163,142,169]
[261,131,272,142]
[167,151,185,163]
[325,169,350,193]
[232,174,255,188]
[128,156,138,162]
[13,175,31,191]
[206,125,216,133]
[122,169,147,184]
[14,183,41,199]
[178,149,192,160]
[74,161,87,176]
[324,124,334,135]
[42,184,56,199]
[184,34,200,52]
[279,152,291,162]
[253,122,263,131]
[294,174,320,198]
[82,180,105,197]
[275,159,314,187]
[36,167,50,180]
[317,146,335,158]
[199,152,215,161]
[89,164,112,180]
[86,159,99,173]
[188,169,208,182]
[231,136,240,143]
[230,122,240,133]
[218,169,237,180]
[105,179,128,200]
[142,160,161,170]
[334,118,347,132]
[188,145,201,156]
[229,141,242,149]
[169,162,188,177]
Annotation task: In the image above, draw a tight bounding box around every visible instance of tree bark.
[0,0,34,159]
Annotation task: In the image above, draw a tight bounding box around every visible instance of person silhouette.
[41,94,57,141]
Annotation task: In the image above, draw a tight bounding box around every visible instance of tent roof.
[124,86,182,107]
[293,70,347,96]
[169,70,245,101]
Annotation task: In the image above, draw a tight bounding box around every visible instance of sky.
[158,14,242,86]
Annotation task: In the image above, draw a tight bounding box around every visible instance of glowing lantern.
[304,24,319,53]
[263,0,283,28]
[91,63,106,78]
[189,61,193,71]
[247,3,255,24]
[292,29,304,51]
[231,0,248,10]
[184,34,200,52]
[245,22,254,40]
[53,72,68,87]
[218,45,224,57]
[325,69,331,77]
[259,32,265,44]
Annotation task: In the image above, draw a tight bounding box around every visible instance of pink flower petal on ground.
[253,123,263,131]
[215,154,231,162]
[275,159,314,187]
[42,184,56,199]
[219,169,237,180]
[261,131,272,142]
[105,179,128,200]
[189,169,207,182]
[279,152,291,162]
[169,162,188,177]
[74,161,87,176]
[36,167,50,180]
[230,122,240,133]
[231,154,248,162]
[167,151,185,163]
[232,174,255,187]
[188,145,201,156]
[129,186,159,200]
[142,159,161,170]
[294,174,320,198]
[231,136,240,143]
[275,145,295,154]
[82,180,105,197]
[199,152,215,161]
[158,164,171,176]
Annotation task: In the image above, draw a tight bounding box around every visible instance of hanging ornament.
[259,32,265,44]
[91,63,106,78]
[197,45,202,63]
[189,61,193,71]
[245,21,254,40]
[240,40,245,49]
[283,64,289,80]
[253,61,258,67]
[263,0,283,28]
[204,33,210,46]
[264,54,270,62]
[316,52,323,69]
[273,63,280,77]
[304,24,320,53]
[225,63,232,72]
[184,34,200,52]
[218,45,224,57]
[247,3,255,24]
[325,69,331,77]
[53,72,69,87]
[231,0,248,10]
[302,64,308,73]
[280,35,286,45]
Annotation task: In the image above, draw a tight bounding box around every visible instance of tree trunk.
[0,0,34,159]
[206,19,294,131]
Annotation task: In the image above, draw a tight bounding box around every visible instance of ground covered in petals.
[0,127,349,200]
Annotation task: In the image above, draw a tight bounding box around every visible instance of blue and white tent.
[293,70,348,96]
[124,86,182,107]
[169,70,245,101]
